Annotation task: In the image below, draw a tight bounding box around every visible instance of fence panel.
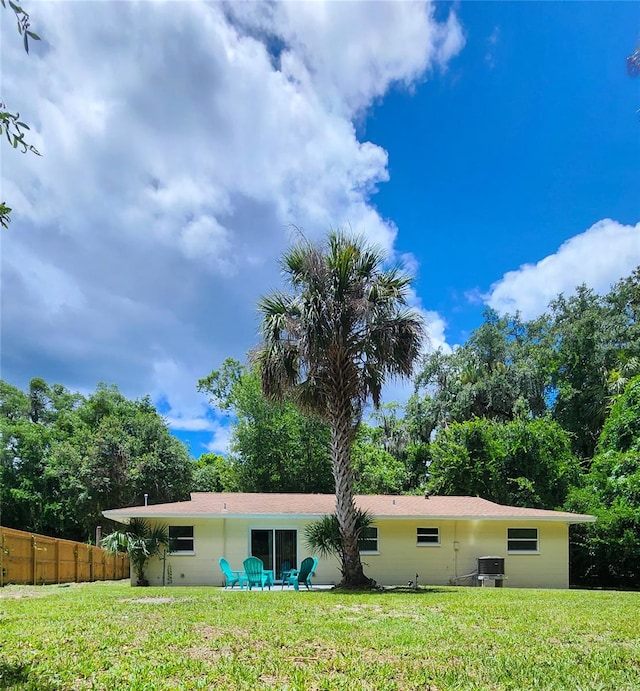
[0,527,129,586]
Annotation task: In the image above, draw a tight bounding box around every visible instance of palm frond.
[304,509,374,561]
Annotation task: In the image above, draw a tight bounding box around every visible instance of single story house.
[103,492,595,589]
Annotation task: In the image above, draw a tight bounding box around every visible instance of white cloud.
[1,1,463,446]
[226,1,465,116]
[486,219,640,319]
[205,421,234,456]
[423,310,452,355]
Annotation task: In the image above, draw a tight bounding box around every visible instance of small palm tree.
[102,517,168,586]
[256,231,424,586]
[304,509,374,579]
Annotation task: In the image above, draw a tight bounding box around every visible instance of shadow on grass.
[0,661,58,690]
[0,661,31,686]
[328,585,453,596]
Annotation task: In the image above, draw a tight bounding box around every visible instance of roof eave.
[103,510,596,524]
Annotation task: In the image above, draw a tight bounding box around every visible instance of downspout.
[223,518,227,558]
[221,500,228,588]
[453,521,458,580]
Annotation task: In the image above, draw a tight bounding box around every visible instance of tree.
[255,231,424,586]
[411,272,640,463]
[427,416,579,509]
[566,375,640,588]
[191,453,239,492]
[0,379,192,541]
[1,0,41,228]
[28,377,51,423]
[0,414,51,529]
[604,268,640,395]
[0,380,30,420]
[70,388,192,536]
[366,403,429,490]
[351,424,409,494]
[413,309,547,436]
[545,282,638,460]
[198,359,333,493]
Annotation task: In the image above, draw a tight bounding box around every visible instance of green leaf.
[26,30,40,40]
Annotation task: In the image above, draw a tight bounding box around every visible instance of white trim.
[507,527,539,553]
[168,525,195,554]
[416,527,440,546]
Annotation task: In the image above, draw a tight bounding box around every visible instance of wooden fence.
[0,526,130,587]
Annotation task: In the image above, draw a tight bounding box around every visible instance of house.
[103,493,595,589]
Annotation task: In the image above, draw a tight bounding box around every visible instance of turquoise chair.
[283,556,316,591]
[309,557,318,582]
[243,556,271,590]
[219,557,245,589]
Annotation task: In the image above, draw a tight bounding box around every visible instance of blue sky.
[1,1,639,457]
[365,1,640,343]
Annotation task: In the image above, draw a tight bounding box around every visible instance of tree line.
[0,380,193,541]
[2,266,639,587]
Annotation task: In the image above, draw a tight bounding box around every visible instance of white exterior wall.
[364,518,571,588]
[141,516,342,587]
[139,516,571,589]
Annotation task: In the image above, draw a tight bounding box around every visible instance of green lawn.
[1,581,638,690]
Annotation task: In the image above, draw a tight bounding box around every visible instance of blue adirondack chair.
[219,557,245,589]
[283,556,317,590]
[243,556,271,590]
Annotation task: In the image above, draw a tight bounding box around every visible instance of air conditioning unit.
[477,556,505,587]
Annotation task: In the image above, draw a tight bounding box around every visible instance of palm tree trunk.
[330,412,370,587]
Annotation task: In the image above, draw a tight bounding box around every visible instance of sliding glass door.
[250,529,297,576]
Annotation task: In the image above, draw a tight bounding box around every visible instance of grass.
[1,582,639,690]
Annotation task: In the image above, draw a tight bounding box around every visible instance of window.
[507,528,538,553]
[358,526,378,553]
[169,526,194,553]
[417,527,440,545]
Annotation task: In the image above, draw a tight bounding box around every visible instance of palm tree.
[255,231,424,586]
[102,517,168,586]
